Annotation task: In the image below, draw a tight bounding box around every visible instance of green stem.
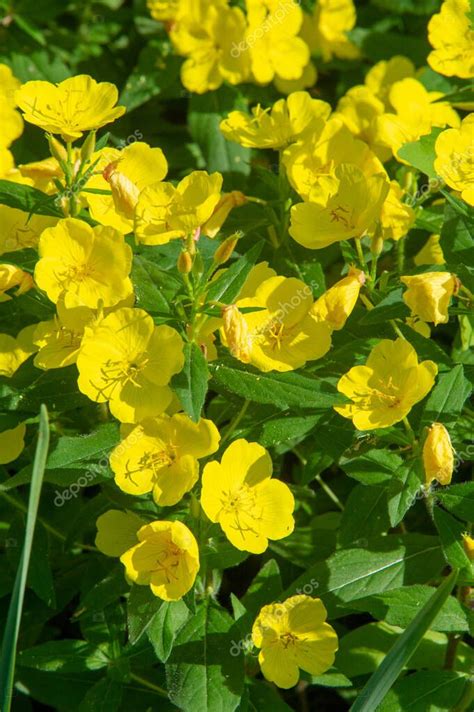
[402,416,416,444]
[129,673,167,698]
[397,238,405,274]
[452,678,474,712]
[389,320,406,340]
[354,237,367,271]
[315,474,344,512]
[221,399,250,445]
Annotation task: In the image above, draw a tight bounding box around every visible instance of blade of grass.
[350,567,459,712]
[0,405,50,712]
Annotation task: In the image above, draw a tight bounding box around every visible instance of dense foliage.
[0,1,473,711]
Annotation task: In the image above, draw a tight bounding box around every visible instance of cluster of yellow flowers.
[0,0,471,689]
[147,0,359,94]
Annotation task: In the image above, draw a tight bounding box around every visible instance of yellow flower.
[406,316,431,339]
[110,413,220,506]
[120,520,199,600]
[401,272,458,326]
[364,56,415,107]
[283,117,385,202]
[380,180,416,241]
[303,0,359,62]
[311,267,365,331]
[0,327,37,377]
[375,78,460,159]
[234,275,332,371]
[85,142,169,232]
[0,148,15,178]
[95,510,146,557]
[33,300,95,370]
[0,423,26,465]
[422,422,454,485]
[462,533,474,561]
[76,307,184,423]
[245,0,309,85]
[221,92,331,150]
[428,0,474,79]
[334,86,390,161]
[252,595,338,689]
[0,205,56,256]
[135,171,222,245]
[434,115,474,206]
[0,264,33,302]
[170,0,250,94]
[414,234,445,266]
[289,163,389,250]
[0,104,24,149]
[201,439,295,553]
[335,338,437,430]
[147,0,181,21]
[35,218,133,308]
[15,75,125,142]
[0,63,21,104]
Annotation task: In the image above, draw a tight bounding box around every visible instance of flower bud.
[178,249,193,274]
[462,534,474,561]
[422,422,454,486]
[222,305,251,363]
[103,161,139,220]
[213,232,241,266]
[47,134,68,163]
[80,130,96,162]
[370,231,384,257]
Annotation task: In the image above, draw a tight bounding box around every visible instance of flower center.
[90,354,149,399]
[220,485,261,541]
[152,542,182,583]
[279,631,299,649]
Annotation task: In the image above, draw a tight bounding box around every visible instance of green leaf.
[422,364,471,427]
[337,621,471,678]
[397,127,444,178]
[349,568,459,712]
[166,600,245,712]
[210,360,345,410]
[126,585,163,645]
[0,179,63,218]
[46,422,120,471]
[340,449,403,486]
[78,677,123,712]
[377,670,468,712]
[17,640,109,672]
[206,240,263,305]
[147,600,189,663]
[441,204,474,291]
[387,459,423,527]
[120,40,182,111]
[433,507,472,570]
[172,342,209,422]
[347,585,469,633]
[131,256,174,315]
[436,482,474,521]
[189,85,251,184]
[241,560,282,619]
[0,405,49,712]
[284,535,444,616]
[359,289,409,325]
[339,485,390,546]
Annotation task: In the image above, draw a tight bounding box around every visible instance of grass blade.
[350,567,459,712]
[0,405,50,712]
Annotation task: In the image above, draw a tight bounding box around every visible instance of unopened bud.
[222,305,251,363]
[103,163,139,220]
[202,191,247,238]
[370,231,384,257]
[422,422,454,486]
[47,135,68,163]
[213,233,241,266]
[80,131,96,162]
[462,534,474,561]
[178,249,193,274]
